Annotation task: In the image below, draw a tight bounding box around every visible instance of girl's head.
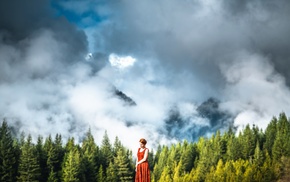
[139,138,147,148]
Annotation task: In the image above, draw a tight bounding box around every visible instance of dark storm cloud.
[0,0,88,81]
[0,0,166,149]
[0,0,90,140]
[0,0,51,40]
[221,0,290,84]
[2,0,290,149]
[95,0,290,85]
[92,0,290,139]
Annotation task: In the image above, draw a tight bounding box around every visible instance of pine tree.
[226,134,242,161]
[173,160,183,182]
[54,134,64,177]
[44,135,60,182]
[81,129,98,181]
[62,148,81,182]
[264,117,277,156]
[272,114,290,161]
[100,131,113,170]
[166,144,177,177]
[17,134,40,182]
[47,170,58,182]
[261,151,275,182]
[152,146,169,181]
[113,136,122,157]
[65,137,76,152]
[0,120,17,182]
[148,148,154,171]
[278,156,290,181]
[97,165,105,182]
[224,160,236,182]
[106,161,118,182]
[180,143,197,172]
[240,124,256,160]
[214,159,225,182]
[253,141,264,167]
[35,135,47,182]
[114,148,133,181]
[159,166,172,182]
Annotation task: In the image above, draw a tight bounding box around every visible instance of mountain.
[114,89,137,106]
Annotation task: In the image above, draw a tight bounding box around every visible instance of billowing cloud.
[1,0,290,151]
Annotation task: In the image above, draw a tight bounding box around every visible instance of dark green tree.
[180,142,197,172]
[81,128,98,182]
[54,134,64,177]
[97,165,105,182]
[114,148,133,181]
[240,124,256,160]
[100,131,113,171]
[253,141,264,167]
[264,117,277,156]
[0,120,17,182]
[152,146,169,181]
[17,134,40,182]
[44,135,59,182]
[272,113,290,161]
[35,135,47,182]
[106,161,118,182]
[226,133,242,161]
[113,136,122,157]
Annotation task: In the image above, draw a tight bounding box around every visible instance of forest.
[1,112,290,182]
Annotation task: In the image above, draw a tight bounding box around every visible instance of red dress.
[135,148,150,182]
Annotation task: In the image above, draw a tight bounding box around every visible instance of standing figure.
[135,138,150,182]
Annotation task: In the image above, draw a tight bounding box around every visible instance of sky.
[1,0,290,152]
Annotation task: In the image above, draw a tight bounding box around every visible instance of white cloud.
[109,53,136,69]
[220,52,290,131]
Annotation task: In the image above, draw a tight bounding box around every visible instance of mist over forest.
[1,0,290,155]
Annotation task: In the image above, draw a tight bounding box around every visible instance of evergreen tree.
[35,135,47,182]
[193,139,212,181]
[113,136,122,157]
[44,135,60,182]
[148,148,154,171]
[159,166,172,182]
[272,113,290,161]
[261,151,275,182]
[264,117,277,156]
[253,141,264,167]
[240,124,256,160]
[153,145,162,165]
[173,159,183,182]
[114,148,133,181]
[62,148,81,182]
[152,146,169,181]
[47,170,58,182]
[17,134,40,182]
[180,143,197,172]
[226,134,242,161]
[97,165,105,182]
[166,144,177,177]
[106,161,118,182]
[54,134,64,177]
[224,160,236,182]
[277,156,290,181]
[81,129,98,181]
[100,131,113,170]
[65,137,76,152]
[214,159,225,182]
[0,120,17,182]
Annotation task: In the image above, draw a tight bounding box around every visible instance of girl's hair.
[139,138,147,145]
